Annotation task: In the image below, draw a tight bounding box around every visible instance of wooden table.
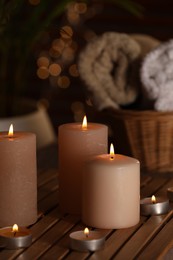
[0,145,173,260]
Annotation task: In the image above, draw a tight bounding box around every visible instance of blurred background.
[1,0,173,131]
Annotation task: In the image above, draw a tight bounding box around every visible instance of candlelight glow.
[110,143,114,160]
[82,116,87,129]
[151,195,156,204]
[12,224,18,233]
[84,227,89,237]
[8,124,14,137]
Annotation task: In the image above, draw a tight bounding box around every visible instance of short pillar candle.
[82,144,140,229]
[58,116,108,214]
[0,125,37,226]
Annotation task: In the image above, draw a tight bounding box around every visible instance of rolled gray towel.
[141,39,173,111]
[78,32,141,110]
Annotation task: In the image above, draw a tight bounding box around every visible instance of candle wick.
[86,234,88,238]
[13,232,16,237]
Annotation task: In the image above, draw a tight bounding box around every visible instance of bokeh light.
[49,63,62,76]
[69,64,79,77]
[62,47,74,63]
[67,12,80,24]
[60,26,73,39]
[74,2,87,14]
[37,57,50,68]
[49,47,61,58]
[29,0,40,5]
[57,76,70,88]
[37,67,49,79]
[52,38,65,53]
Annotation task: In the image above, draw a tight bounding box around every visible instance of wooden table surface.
[0,145,173,260]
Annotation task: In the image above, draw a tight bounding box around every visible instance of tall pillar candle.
[0,126,37,226]
[58,118,108,214]
[82,145,140,229]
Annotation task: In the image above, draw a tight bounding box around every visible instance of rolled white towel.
[141,39,173,111]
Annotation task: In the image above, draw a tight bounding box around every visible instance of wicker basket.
[97,109,173,173]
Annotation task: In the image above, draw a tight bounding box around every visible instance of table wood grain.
[0,145,173,260]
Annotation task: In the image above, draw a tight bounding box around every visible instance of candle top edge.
[59,122,107,131]
[87,154,140,165]
[69,230,104,241]
[0,226,31,237]
[140,197,169,204]
[0,132,36,139]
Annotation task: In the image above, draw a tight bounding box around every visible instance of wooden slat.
[40,218,146,260]
[140,177,168,198]
[85,218,146,260]
[40,223,93,260]
[15,215,80,260]
[155,178,173,197]
[57,228,112,260]
[0,207,61,259]
[0,164,173,259]
[38,190,59,213]
[38,178,58,201]
[112,210,173,259]
[0,168,59,259]
[37,169,58,188]
[137,217,173,259]
[140,175,152,188]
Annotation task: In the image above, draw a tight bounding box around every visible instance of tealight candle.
[0,124,37,226]
[140,195,169,216]
[167,187,173,201]
[59,116,108,214]
[82,144,140,229]
[0,224,32,249]
[69,227,105,252]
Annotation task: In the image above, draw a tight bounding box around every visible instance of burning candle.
[140,195,169,216]
[0,224,32,249]
[69,227,105,252]
[0,124,37,226]
[58,116,108,214]
[82,144,140,229]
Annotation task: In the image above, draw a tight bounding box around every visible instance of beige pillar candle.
[0,125,37,226]
[58,117,108,214]
[82,144,140,229]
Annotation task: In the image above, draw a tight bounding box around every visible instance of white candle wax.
[58,122,108,214]
[82,154,140,229]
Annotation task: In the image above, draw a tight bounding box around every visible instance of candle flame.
[151,195,156,204]
[84,227,89,237]
[12,224,18,232]
[8,124,14,137]
[110,143,114,160]
[82,116,87,129]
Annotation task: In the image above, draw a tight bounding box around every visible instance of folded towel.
[131,34,160,58]
[78,32,141,110]
[141,39,173,111]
